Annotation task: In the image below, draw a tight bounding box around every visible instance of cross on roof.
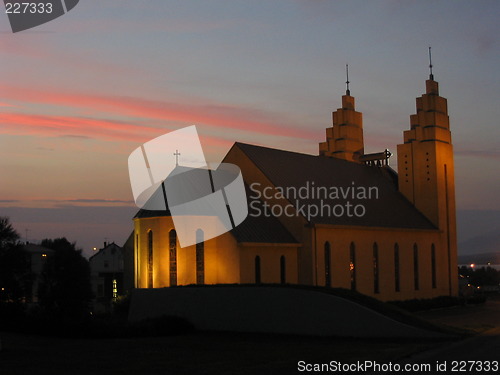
[174,149,181,166]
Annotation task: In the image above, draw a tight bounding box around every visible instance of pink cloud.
[0,112,162,143]
[0,85,316,141]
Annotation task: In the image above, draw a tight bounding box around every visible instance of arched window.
[394,243,400,292]
[350,242,356,291]
[413,243,419,291]
[255,256,261,284]
[169,229,177,286]
[147,230,153,288]
[324,242,331,287]
[431,244,436,289]
[373,242,379,294]
[135,233,139,288]
[196,229,204,285]
[280,255,286,284]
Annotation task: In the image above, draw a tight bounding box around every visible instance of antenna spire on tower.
[345,64,350,95]
[428,46,434,81]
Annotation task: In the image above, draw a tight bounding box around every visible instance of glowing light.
[41,253,47,257]
[470,263,475,268]
[93,247,97,251]
[112,279,117,299]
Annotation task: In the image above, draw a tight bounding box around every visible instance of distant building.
[132,74,458,301]
[23,243,54,303]
[89,242,124,312]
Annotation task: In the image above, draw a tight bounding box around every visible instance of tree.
[0,217,31,302]
[38,238,93,319]
[0,217,19,246]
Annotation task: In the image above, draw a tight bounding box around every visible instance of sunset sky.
[1,1,499,257]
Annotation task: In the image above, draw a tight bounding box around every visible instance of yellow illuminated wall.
[134,215,299,288]
[397,79,458,297]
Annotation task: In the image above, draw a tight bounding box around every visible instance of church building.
[132,70,458,302]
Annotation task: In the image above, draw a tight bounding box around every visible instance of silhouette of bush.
[112,293,131,316]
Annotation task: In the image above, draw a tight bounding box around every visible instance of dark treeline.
[459,265,500,287]
[0,217,92,325]
[0,216,191,338]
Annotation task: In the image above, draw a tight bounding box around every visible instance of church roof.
[232,142,436,230]
[231,184,299,244]
[133,184,298,244]
[134,208,172,219]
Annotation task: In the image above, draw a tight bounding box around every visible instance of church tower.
[319,65,364,162]
[397,52,458,295]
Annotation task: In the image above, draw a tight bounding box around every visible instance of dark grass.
[163,283,471,337]
[0,311,194,339]
[0,285,477,374]
[2,284,472,339]
[0,330,452,375]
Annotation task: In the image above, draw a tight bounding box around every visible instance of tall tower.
[397,53,458,295]
[319,65,364,162]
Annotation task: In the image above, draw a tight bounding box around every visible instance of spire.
[319,63,363,162]
[428,46,434,81]
[345,64,350,95]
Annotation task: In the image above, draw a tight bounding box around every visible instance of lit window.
[112,279,117,299]
[414,244,419,291]
[148,230,153,288]
[280,255,286,284]
[431,244,436,289]
[394,243,400,292]
[373,243,379,294]
[196,229,204,285]
[255,256,261,284]
[169,229,177,286]
[324,242,331,287]
[349,242,356,291]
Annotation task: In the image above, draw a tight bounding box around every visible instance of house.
[89,242,124,312]
[22,243,54,303]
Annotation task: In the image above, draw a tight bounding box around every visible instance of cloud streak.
[0,85,317,142]
[0,112,162,143]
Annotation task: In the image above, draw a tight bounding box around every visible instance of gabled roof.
[231,184,299,244]
[133,182,298,244]
[89,242,123,261]
[233,142,435,230]
[133,204,298,245]
[134,209,171,219]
